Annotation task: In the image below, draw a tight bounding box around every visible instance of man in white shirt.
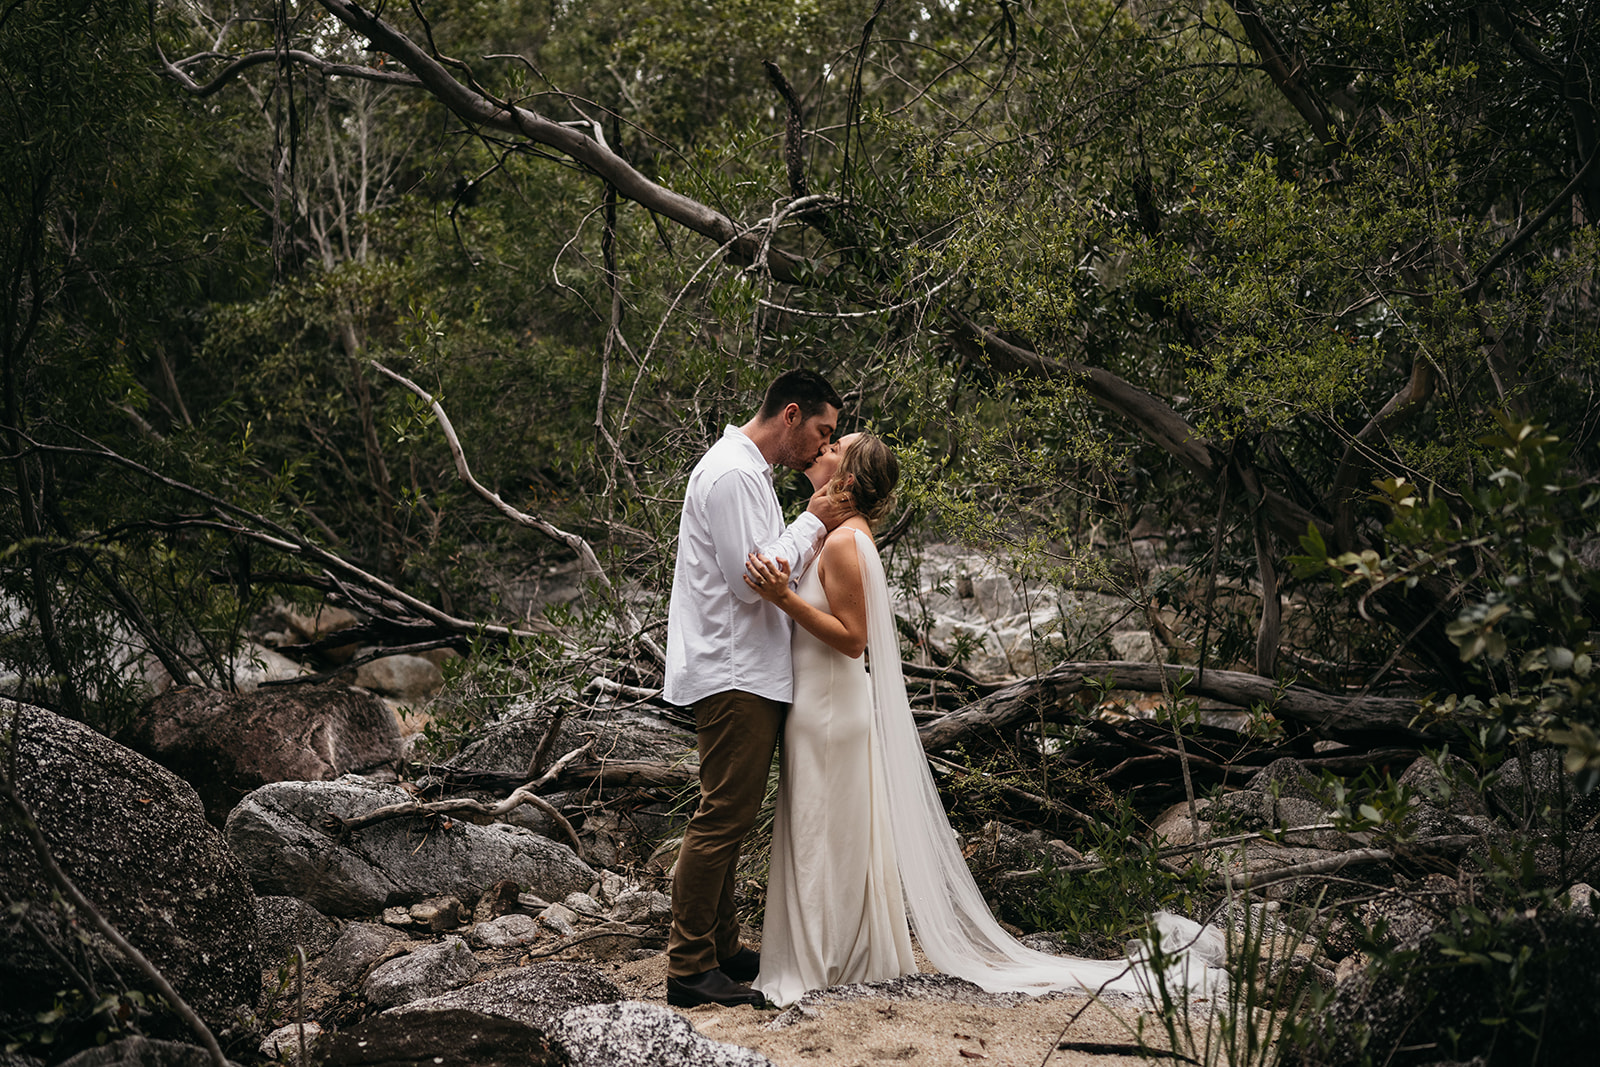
[663,369,845,1008]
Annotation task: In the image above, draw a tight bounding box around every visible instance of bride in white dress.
[744,434,1219,1009]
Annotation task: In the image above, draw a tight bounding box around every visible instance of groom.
[663,369,846,1008]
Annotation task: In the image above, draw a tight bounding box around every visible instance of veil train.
[855,529,1226,999]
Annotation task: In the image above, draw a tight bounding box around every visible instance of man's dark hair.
[758,369,843,420]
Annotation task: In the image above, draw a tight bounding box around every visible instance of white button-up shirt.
[663,426,826,707]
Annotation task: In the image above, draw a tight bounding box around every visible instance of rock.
[1490,747,1600,829]
[445,710,695,780]
[1212,790,1343,848]
[235,643,313,691]
[557,1001,775,1067]
[1245,758,1324,803]
[385,962,622,1033]
[1569,883,1597,912]
[607,888,673,926]
[598,870,628,903]
[1109,630,1160,663]
[316,1009,561,1067]
[50,1037,243,1067]
[1151,799,1215,847]
[382,907,414,927]
[539,903,579,936]
[318,923,406,988]
[259,1021,322,1060]
[353,654,444,702]
[255,896,339,964]
[1287,911,1600,1067]
[563,891,604,917]
[574,810,625,868]
[121,685,401,824]
[571,920,640,960]
[224,777,596,916]
[275,603,360,643]
[471,879,522,923]
[0,700,260,1044]
[409,895,466,931]
[470,913,544,948]
[1397,754,1488,817]
[362,936,479,1008]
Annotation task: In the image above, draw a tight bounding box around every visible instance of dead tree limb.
[323,787,586,860]
[368,361,664,665]
[429,759,698,794]
[918,660,1429,751]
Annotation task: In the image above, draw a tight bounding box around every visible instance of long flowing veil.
[854,529,1223,997]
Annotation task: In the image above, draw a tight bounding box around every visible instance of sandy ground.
[603,946,1189,1067]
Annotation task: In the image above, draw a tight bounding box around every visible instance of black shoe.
[719,947,761,983]
[666,968,765,1008]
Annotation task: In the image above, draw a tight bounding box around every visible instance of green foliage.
[1296,417,1600,787]
[1021,797,1205,954]
[1138,901,1324,1067]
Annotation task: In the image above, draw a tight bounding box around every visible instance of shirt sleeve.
[761,511,826,582]
[703,469,826,603]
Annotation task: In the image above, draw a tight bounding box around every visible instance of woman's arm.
[744,532,868,659]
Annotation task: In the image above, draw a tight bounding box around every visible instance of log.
[917,660,1429,751]
[430,760,698,794]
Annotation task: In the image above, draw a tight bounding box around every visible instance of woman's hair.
[829,434,900,525]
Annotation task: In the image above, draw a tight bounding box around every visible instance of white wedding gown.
[756,529,1220,1008]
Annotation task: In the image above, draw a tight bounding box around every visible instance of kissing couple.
[661,370,1217,1009]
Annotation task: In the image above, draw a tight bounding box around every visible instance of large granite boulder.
[0,700,261,1042]
[316,1009,561,1067]
[557,1002,774,1067]
[50,1037,243,1067]
[384,962,621,1033]
[255,896,339,965]
[225,777,596,915]
[318,923,406,988]
[361,937,478,1008]
[121,685,401,825]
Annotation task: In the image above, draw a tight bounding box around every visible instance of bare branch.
[155,47,422,97]
[918,660,1428,751]
[367,360,664,664]
[322,781,586,860]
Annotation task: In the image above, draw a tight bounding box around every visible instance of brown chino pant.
[666,689,785,978]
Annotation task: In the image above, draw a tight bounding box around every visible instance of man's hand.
[806,486,850,530]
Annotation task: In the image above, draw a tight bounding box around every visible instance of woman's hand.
[744,552,793,604]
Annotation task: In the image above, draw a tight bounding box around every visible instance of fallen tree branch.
[919,660,1428,751]
[528,740,596,792]
[15,433,557,648]
[523,925,656,958]
[429,758,699,794]
[321,784,586,861]
[1218,848,1394,890]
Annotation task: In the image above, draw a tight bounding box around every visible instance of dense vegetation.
[3,0,1598,1058]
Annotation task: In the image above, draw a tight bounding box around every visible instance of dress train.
[756,529,1223,1008]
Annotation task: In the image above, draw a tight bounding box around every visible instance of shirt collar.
[724,424,775,482]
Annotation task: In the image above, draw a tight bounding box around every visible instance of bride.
[743,433,1217,1008]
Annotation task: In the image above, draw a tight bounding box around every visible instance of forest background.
[2,0,1599,1056]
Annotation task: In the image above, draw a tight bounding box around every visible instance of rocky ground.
[611,947,1170,1067]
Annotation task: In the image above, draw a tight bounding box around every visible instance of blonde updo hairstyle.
[828,433,900,526]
